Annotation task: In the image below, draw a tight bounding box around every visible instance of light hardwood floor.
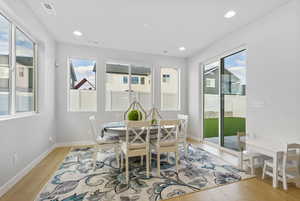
[1,145,300,201]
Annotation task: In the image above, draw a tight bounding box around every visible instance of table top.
[246,138,300,153]
[101,121,176,137]
[102,121,174,131]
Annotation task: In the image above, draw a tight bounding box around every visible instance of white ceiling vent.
[41,2,56,15]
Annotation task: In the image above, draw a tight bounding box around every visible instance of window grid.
[0,13,37,118]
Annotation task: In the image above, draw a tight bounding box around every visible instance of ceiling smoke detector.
[41,2,56,15]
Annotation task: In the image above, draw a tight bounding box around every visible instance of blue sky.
[224,50,246,85]
[0,15,34,57]
[71,59,96,89]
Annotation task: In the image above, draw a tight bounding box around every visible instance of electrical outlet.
[49,136,53,143]
[12,152,18,166]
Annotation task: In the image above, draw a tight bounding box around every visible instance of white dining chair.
[238,132,270,174]
[120,120,151,184]
[177,114,189,157]
[151,119,180,176]
[89,116,120,169]
[262,143,300,190]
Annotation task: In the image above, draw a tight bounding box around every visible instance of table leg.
[272,152,278,188]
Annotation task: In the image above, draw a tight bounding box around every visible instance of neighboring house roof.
[204,66,240,82]
[93,63,96,72]
[70,62,77,82]
[0,55,34,67]
[16,56,33,67]
[106,63,151,76]
[74,78,96,90]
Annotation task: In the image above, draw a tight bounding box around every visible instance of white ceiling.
[24,0,290,57]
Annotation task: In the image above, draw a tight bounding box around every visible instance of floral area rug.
[36,145,253,201]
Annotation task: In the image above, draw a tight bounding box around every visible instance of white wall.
[0,0,56,192]
[188,0,300,141]
[55,43,187,144]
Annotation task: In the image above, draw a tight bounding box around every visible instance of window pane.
[222,50,246,150]
[105,63,129,111]
[161,68,179,110]
[131,66,151,110]
[203,61,220,145]
[0,15,10,115]
[69,58,96,111]
[15,28,35,113]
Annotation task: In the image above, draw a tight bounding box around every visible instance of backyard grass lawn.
[204,117,246,138]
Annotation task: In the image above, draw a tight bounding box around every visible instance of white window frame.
[104,60,153,112]
[160,66,181,111]
[0,12,38,121]
[67,56,97,112]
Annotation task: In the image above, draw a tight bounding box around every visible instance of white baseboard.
[55,140,95,147]
[0,143,56,197]
[0,140,98,198]
[188,134,201,142]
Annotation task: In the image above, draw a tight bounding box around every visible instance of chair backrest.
[157,120,180,146]
[125,120,151,150]
[177,114,188,139]
[89,116,98,140]
[283,143,300,174]
[237,132,246,151]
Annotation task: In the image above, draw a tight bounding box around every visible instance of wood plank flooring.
[1,145,299,201]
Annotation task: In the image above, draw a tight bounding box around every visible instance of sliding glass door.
[203,50,246,151]
[221,50,247,150]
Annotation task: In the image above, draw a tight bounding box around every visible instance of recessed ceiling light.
[73,30,83,36]
[143,23,151,29]
[178,46,186,51]
[224,10,236,18]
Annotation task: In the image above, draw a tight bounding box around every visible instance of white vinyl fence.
[204,94,246,118]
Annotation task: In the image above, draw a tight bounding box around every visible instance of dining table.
[246,138,300,188]
[101,121,176,139]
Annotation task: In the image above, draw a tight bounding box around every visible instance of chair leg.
[175,151,179,173]
[184,142,188,157]
[239,152,243,170]
[93,146,99,170]
[262,162,267,179]
[146,153,150,178]
[149,151,152,168]
[120,152,124,169]
[282,171,288,190]
[114,146,120,168]
[157,153,160,177]
[125,155,129,184]
[250,157,255,175]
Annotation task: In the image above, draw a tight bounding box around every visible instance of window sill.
[67,110,97,113]
[160,110,181,112]
[0,112,39,122]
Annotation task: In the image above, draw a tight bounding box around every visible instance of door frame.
[201,46,247,154]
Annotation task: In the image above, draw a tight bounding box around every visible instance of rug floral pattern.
[36,145,252,201]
